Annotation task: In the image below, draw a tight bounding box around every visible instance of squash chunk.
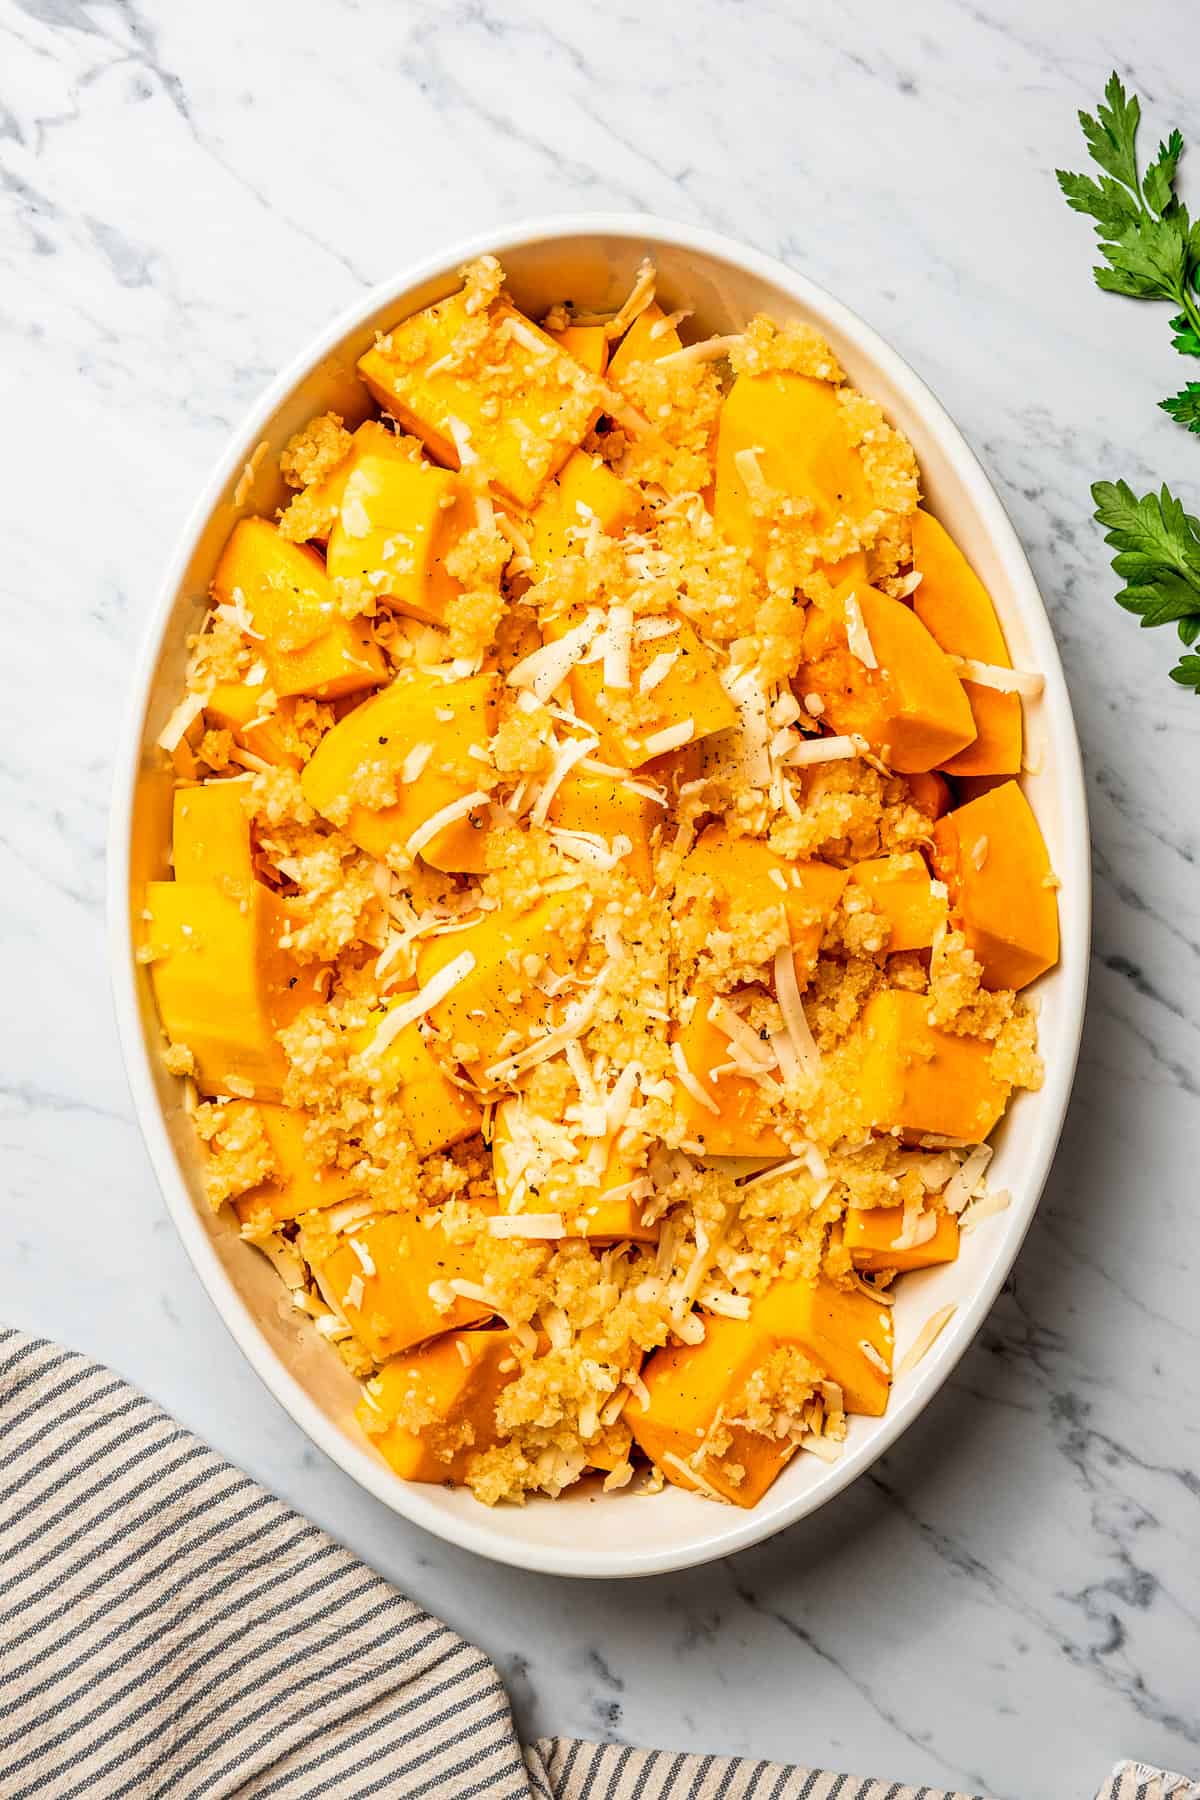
[227,1101,363,1234]
[325,433,475,627]
[172,784,254,897]
[212,518,387,701]
[560,613,737,769]
[300,672,498,871]
[848,851,947,953]
[358,1329,521,1482]
[350,1008,481,1156]
[932,781,1059,991]
[843,1204,959,1275]
[630,1273,893,1503]
[492,1098,656,1243]
[681,825,847,986]
[911,509,1022,776]
[607,303,683,387]
[759,1274,894,1415]
[629,1312,797,1507]
[417,891,588,1078]
[547,769,660,890]
[144,882,306,1101]
[206,682,303,771]
[547,324,609,376]
[671,989,787,1158]
[527,451,641,573]
[798,580,977,772]
[358,293,600,509]
[856,989,1009,1142]
[307,1211,492,1362]
[906,769,951,821]
[714,373,874,572]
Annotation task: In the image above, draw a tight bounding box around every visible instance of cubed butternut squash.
[358,292,599,508]
[349,1007,482,1156]
[680,825,847,987]
[546,324,609,376]
[526,451,642,573]
[205,681,304,771]
[416,890,588,1078]
[607,302,683,387]
[848,851,947,953]
[306,1211,493,1362]
[855,989,1009,1142]
[547,768,660,890]
[299,671,498,871]
[843,1203,959,1275]
[171,784,254,897]
[491,1098,656,1243]
[357,1329,521,1482]
[557,612,737,769]
[798,580,977,772]
[324,432,476,627]
[714,373,875,573]
[910,509,1022,776]
[932,780,1059,990]
[906,769,951,821]
[630,1272,894,1503]
[671,988,788,1158]
[226,1101,364,1233]
[629,1312,798,1507]
[143,881,307,1101]
[212,518,387,701]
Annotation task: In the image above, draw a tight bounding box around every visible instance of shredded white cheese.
[602,604,633,690]
[155,690,208,754]
[896,1304,958,1376]
[671,1041,720,1114]
[773,942,821,1075]
[953,658,1044,697]
[405,791,489,861]
[843,589,878,669]
[487,1213,566,1239]
[640,720,694,758]
[785,734,860,767]
[367,952,476,1052]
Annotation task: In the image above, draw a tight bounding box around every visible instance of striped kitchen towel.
[0,1328,1193,1800]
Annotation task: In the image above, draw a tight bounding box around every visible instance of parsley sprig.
[1091,480,1200,692]
[1056,73,1200,424]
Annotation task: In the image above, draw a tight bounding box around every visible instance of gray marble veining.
[2,3,1199,1796]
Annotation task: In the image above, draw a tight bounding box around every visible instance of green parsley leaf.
[1092,481,1200,688]
[1160,382,1200,433]
[1078,73,1141,191]
[1169,310,1200,356]
[1057,74,1200,384]
[1169,653,1200,692]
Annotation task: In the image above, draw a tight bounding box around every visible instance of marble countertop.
[4,2,1200,1795]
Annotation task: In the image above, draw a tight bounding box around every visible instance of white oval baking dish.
[109,215,1090,1578]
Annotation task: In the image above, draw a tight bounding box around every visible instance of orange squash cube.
[546,324,609,376]
[205,681,305,771]
[559,612,737,769]
[798,580,977,772]
[911,509,1023,777]
[680,825,847,986]
[932,781,1059,991]
[848,851,947,953]
[759,1274,894,1415]
[547,768,661,890]
[300,671,498,872]
[855,989,1009,1142]
[144,881,306,1101]
[349,1008,482,1156]
[607,302,683,387]
[843,1204,959,1275]
[226,1101,364,1233]
[671,988,788,1158]
[527,450,642,573]
[357,1329,522,1482]
[171,783,254,897]
[358,292,599,509]
[714,373,875,573]
[307,1211,493,1363]
[906,769,951,821]
[324,432,476,627]
[491,1098,656,1243]
[212,518,387,701]
[417,890,588,1078]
